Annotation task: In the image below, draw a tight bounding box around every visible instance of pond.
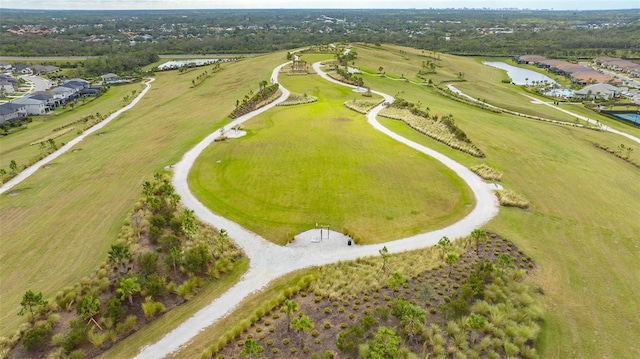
[157,59,219,70]
[482,61,557,86]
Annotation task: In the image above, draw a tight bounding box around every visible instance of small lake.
[482,61,557,86]
[157,59,219,70]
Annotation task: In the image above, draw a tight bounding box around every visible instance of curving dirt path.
[134,62,500,358]
[0,78,156,195]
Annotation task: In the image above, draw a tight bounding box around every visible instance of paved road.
[134,62,500,358]
[22,75,51,93]
[0,78,156,195]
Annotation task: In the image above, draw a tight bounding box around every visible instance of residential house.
[0,79,15,95]
[49,86,75,105]
[0,62,12,71]
[29,91,56,108]
[67,78,90,87]
[31,64,60,75]
[0,75,18,93]
[13,64,32,75]
[574,83,621,100]
[0,103,27,125]
[11,97,48,115]
[100,73,119,83]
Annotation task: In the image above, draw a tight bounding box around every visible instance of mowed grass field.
[0,52,289,335]
[189,72,473,245]
[0,82,143,171]
[175,45,639,359]
[354,46,639,359]
[3,45,639,359]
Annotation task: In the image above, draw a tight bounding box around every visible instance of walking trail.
[134,62,500,358]
[446,83,640,145]
[0,78,156,195]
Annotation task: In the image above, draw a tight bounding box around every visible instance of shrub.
[323,322,331,329]
[282,338,290,345]
[22,323,53,351]
[184,243,213,275]
[324,307,331,314]
[68,349,85,359]
[137,252,159,276]
[51,333,65,347]
[266,339,273,346]
[271,348,279,354]
[470,164,503,181]
[87,328,107,348]
[176,277,201,300]
[62,320,89,352]
[496,190,529,209]
[142,297,166,319]
[141,273,167,298]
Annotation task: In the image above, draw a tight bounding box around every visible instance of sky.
[1,0,638,10]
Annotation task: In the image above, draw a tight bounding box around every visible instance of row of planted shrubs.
[378,99,485,157]
[229,82,280,119]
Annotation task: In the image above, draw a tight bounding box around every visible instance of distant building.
[12,97,48,115]
[515,55,614,84]
[100,73,119,83]
[31,64,60,75]
[29,91,56,108]
[574,83,621,100]
[13,64,32,75]
[0,79,15,94]
[0,103,27,125]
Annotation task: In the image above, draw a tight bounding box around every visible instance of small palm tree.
[471,229,487,254]
[283,299,298,331]
[445,253,459,277]
[291,314,314,348]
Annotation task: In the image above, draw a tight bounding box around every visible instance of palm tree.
[117,276,140,304]
[283,299,298,331]
[445,253,459,277]
[290,314,314,348]
[379,246,389,272]
[471,229,487,254]
[109,243,132,274]
[437,236,451,260]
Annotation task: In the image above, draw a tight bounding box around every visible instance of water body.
[613,113,640,126]
[157,59,219,70]
[483,61,557,86]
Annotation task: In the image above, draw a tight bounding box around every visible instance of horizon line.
[1,7,639,11]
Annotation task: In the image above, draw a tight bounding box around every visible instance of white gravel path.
[0,78,156,195]
[520,93,640,145]
[135,62,501,358]
[446,83,640,145]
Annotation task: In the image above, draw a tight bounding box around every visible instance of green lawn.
[0,83,143,172]
[364,45,640,358]
[3,45,640,359]
[0,52,289,335]
[189,72,473,245]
